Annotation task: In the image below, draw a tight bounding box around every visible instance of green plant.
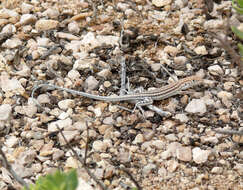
[232,0,243,14]
[232,0,243,57]
[22,169,78,190]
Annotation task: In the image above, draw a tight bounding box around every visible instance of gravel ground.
[0,0,242,189]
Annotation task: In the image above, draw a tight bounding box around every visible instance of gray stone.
[84,76,99,91]
[143,163,156,175]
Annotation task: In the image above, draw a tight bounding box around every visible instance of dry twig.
[56,124,108,190]
[0,146,29,189]
[119,166,142,190]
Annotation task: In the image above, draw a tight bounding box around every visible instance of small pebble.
[176,146,192,162]
[65,157,79,169]
[174,56,187,65]
[21,3,34,14]
[5,136,18,147]
[223,82,235,91]
[35,19,59,31]
[143,163,156,175]
[204,20,224,30]
[37,94,51,104]
[68,70,81,80]
[167,160,179,172]
[56,32,80,40]
[68,21,80,33]
[73,58,94,70]
[58,130,80,145]
[52,148,64,160]
[92,140,108,152]
[0,104,12,120]
[192,147,211,164]
[175,113,189,123]
[77,178,95,190]
[211,167,223,174]
[164,45,179,56]
[42,8,60,19]
[151,140,166,150]
[103,81,111,88]
[58,99,75,111]
[97,69,112,79]
[18,14,37,26]
[48,118,72,132]
[234,164,243,175]
[217,91,233,100]
[208,65,224,76]
[150,63,161,72]
[185,99,207,114]
[194,46,208,55]
[84,76,99,91]
[132,134,144,144]
[152,0,172,7]
[103,116,114,125]
[165,134,178,141]
[2,38,22,48]
[18,150,37,165]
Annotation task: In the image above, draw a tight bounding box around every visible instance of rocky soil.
[0,0,242,189]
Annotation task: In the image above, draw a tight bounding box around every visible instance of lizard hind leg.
[132,97,153,114]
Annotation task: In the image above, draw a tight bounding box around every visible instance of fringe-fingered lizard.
[32,75,203,113]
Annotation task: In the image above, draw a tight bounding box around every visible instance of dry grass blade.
[56,124,108,190]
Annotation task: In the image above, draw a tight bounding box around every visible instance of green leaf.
[22,170,78,190]
[231,26,243,40]
[131,188,138,190]
[238,43,243,56]
[65,169,78,190]
[237,0,243,8]
[232,0,243,14]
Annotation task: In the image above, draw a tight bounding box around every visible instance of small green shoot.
[22,169,78,190]
[232,0,243,14]
[231,26,243,40]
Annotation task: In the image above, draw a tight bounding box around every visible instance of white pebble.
[21,3,34,14]
[0,104,12,120]
[132,134,144,144]
[217,91,233,100]
[93,140,108,152]
[5,136,18,147]
[73,58,94,70]
[208,65,224,76]
[2,38,22,49]
[211,167,223,174]
[35,19,59,31]
[42,8,60,19]
[58,99,75,111]
[176,146,192,162]
[194,46,208,55]
[192,147,211,164]
[185,99,207,114]
[68,21,80,34]
[68,69,80,80]
[152,0,172,7]
[175,113,189,123]
[19,14,37,26]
